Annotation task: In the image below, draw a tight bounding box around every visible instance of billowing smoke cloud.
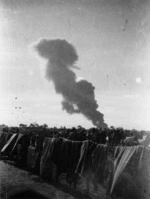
[35,39,107,128]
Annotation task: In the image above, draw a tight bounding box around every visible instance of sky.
[0,0,150,130]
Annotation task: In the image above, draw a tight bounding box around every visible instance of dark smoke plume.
[35,39,107,128]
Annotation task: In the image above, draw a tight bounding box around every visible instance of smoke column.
[35,39,107,128]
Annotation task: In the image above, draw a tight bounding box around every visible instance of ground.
[0,160,111,199]
[0,160,90,199]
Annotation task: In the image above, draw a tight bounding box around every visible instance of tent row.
[0,132,150,199]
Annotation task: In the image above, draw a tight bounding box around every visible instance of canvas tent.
[0,133,29,166]
[74,143,150,199]
[0,132,12,151]
[1,133,18,156]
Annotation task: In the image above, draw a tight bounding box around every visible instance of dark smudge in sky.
[35,39,107,128]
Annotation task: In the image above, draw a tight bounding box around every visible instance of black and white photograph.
[0,0,150,198]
